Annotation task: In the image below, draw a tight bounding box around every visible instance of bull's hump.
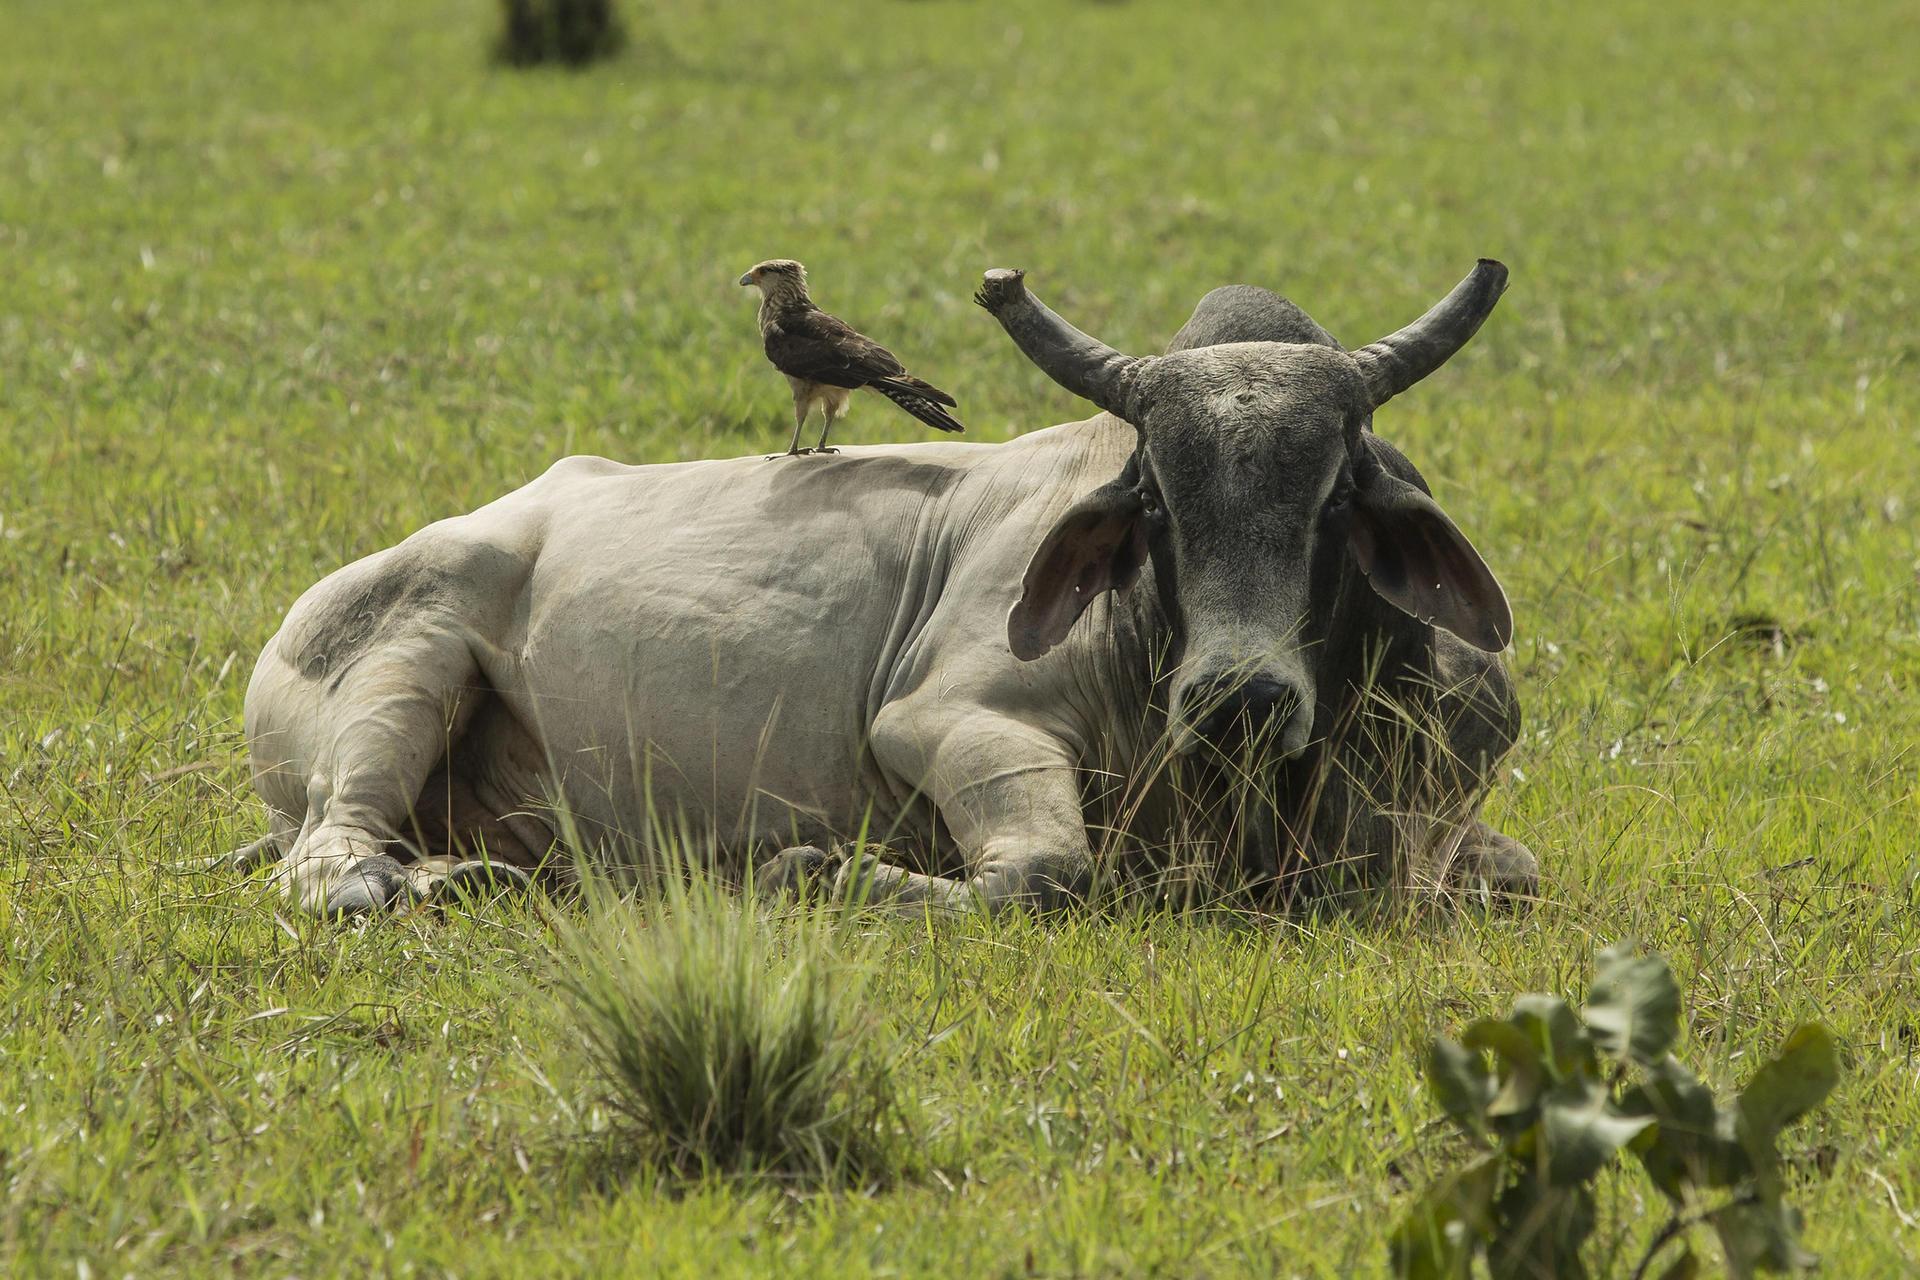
[536,454,628,482]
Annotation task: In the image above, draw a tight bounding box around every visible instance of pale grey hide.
[236,263,1535,915]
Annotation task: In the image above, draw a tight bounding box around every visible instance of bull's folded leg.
[251,596,489,917]
[858,711,1094,914]
[269,815,434,919]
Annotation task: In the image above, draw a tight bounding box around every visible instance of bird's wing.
[764,308,908,390]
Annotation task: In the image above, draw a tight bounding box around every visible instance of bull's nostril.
[1238,677,1291,721]
[1188,675,1300,745]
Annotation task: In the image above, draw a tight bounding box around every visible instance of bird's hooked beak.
[737,271,755,288]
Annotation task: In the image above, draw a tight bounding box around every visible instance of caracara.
[738,259,964,456]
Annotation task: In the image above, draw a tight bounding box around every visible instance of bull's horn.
[975,269,1149,422]
[1350,259,1508,409]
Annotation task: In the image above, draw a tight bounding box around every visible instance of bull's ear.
[1349,470,1512,652]
[1008,474,1149,661]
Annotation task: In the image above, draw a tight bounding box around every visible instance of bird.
[738,259,964,456]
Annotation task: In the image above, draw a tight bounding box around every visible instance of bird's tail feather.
[874,384,965,433]
[873,375,957,408]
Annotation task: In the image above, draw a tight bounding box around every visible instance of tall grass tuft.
[552,868,907,1183]
[493,0,626,68]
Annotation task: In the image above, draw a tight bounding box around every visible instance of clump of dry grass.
[552,869,907,1183]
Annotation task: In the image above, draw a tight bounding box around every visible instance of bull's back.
[507,446,986,844]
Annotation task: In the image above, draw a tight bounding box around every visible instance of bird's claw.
[767,448,814,460]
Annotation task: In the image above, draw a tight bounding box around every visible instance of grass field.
[4,0,1918,1273]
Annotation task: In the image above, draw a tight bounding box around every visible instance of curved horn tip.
[1352,258,1514,408]
[974,268,1029,312]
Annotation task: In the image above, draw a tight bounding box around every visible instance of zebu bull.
[235,262,1536,915]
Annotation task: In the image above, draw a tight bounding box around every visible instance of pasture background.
[2,0,1916,1274]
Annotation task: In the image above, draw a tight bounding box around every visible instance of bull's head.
[979,262,1513,759]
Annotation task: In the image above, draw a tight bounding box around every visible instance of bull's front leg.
[1429,631,1538,901]
[855,708,1093,913]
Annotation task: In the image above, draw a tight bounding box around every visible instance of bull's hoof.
[440,859,535,905]
[1450,828,1539,910]
[318,855,419,918]
[754,845,835,903]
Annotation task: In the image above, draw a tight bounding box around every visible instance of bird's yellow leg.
[813,399,845,454]
[774,399,812,458]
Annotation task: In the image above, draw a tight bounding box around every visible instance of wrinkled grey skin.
[234,264,1534,916]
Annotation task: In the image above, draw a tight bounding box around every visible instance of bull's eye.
[1323,482,1354,521]
[1138,489,1160,517]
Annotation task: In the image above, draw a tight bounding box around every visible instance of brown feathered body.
[741,260,964,451]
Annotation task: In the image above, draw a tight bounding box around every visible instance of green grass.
[2,0,1917,1273]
